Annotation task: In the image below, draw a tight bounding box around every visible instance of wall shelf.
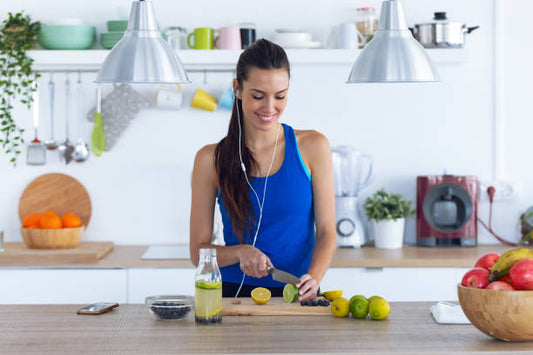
[28,48,468,72]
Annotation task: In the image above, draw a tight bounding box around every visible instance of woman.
[190,39,336,302]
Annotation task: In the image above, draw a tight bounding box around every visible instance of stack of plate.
[100,20,127,49]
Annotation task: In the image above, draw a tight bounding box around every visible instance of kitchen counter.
[1,302,530,354]
[0,244,519,268]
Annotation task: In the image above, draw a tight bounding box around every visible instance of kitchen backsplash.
[1,0,528,247]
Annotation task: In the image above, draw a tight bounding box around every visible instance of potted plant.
[0,12,40,166]
[364,188,415,249]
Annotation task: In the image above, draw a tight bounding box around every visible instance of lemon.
[330,297,350,317]
[349,297,369,319]
[368,298,390,320]
[349,294,367,304]
[283,284,299,303]
[322,290,343,301]
[251,287,271,305]
[367,295,383,304]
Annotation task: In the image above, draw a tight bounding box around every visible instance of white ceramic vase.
[372,218,405,249]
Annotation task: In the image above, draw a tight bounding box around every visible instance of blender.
[332,145,373,248]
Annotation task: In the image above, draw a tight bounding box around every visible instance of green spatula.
[91,86,105,157]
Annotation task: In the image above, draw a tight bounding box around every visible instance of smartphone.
[77,302,119,315]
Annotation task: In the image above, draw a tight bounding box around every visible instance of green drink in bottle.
[195,248,222,324]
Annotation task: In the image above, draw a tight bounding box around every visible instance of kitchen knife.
[267,266,300,285]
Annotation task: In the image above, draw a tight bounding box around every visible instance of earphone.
[234,88,281,298]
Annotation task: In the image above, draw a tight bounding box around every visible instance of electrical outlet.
[479,180,518,201]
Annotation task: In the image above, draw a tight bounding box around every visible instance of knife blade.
[267,266,300,285]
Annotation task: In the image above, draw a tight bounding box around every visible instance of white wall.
[2,0,525,246]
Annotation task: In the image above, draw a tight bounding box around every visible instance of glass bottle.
[194,248,222,324]
[356,7,378,48]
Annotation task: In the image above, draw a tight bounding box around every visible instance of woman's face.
[235,67,289,132]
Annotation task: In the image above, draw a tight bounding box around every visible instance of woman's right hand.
[237,245,272,278]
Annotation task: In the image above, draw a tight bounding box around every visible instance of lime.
[195,280,222,289]
[330,297,350,317]
[283,284,299,303]
[349,297,369,319]
[349,294,367,304]
[251,287,271,305]
[368,298,390,320]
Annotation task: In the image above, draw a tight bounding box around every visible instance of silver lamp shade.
[347,0,438,83]
[96,0,190,84]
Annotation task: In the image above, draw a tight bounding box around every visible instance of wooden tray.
[222,297,330,316]
[18,173,91,226]
[0,242,114,265]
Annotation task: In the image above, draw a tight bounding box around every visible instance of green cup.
[187,28,214,50]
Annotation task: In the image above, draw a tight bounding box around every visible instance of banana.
[489,248,533,282]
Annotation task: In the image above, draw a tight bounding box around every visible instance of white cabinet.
[0,269,127,304]
[321,268,470,302]
[127,268,196,303]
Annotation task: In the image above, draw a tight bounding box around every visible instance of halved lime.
[283,284,299,303]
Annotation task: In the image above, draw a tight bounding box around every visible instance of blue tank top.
[218,123,314,287]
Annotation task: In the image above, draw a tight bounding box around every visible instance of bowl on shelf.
[457,284,533,341]
[20,226,85,249]
[39,25,96,49]
[107,20,128,32]
[145,295,193,321]
[100,31,125,49]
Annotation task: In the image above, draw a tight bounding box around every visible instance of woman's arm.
[296,131,337,301]
[189,145,272,278]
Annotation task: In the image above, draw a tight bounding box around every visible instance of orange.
[39,214,62,229]
[42,210,59,218]
[61,212,82,228]
[23,212,42,228]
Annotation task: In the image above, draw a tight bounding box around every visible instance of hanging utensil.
[26,83,46,166]
[45,72,58,150]
[91,86,105,157]
[73,72,90,162]
[57,74,74,164]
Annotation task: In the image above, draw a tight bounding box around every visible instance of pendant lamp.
[347,0,438,83]
[96,0,190,84]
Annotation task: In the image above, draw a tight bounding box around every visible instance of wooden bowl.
[20,226,85,249]
[457,284,533,341]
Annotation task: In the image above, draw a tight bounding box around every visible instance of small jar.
[356,7,378,48]
[165,26,188,50]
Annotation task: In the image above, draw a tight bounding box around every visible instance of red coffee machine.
[416,175,478,247]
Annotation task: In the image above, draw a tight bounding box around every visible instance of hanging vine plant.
[0,12,40,166]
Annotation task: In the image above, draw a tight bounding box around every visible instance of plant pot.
[372,218,405,249]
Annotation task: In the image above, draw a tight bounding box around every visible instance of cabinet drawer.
[127,268,196,303]
[0,269,127,304]
[321,268,466,302]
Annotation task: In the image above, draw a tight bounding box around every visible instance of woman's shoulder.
[293,128,330,153]
[194,143,218,170]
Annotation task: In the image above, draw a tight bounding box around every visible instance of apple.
[474,253,500,271]
[461,267,490,288]
[509,258,533,290]
[485,281,515,290]
[498,274,513,284]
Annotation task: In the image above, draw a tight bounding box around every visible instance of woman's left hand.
[296,274,319,302]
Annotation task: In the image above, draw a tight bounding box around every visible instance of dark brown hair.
[214,39,290,242]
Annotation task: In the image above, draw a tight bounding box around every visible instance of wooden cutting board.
[0,242,114,265]
[18,173,91,226]
[222,297,330,316]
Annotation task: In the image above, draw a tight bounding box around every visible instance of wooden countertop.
[1,302,530,354]
[0,244,522,269]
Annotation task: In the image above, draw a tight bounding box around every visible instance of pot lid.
[416,11,465,26]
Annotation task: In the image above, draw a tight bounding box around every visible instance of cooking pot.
[410,12,479,48]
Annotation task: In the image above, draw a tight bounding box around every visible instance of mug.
[239,23,256,49]
[190,88,217,111]
[187,27,214,50]
[155,84,183,110]
[336,23,365,50]
[215,26,241,50]
[218,87,235,110]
